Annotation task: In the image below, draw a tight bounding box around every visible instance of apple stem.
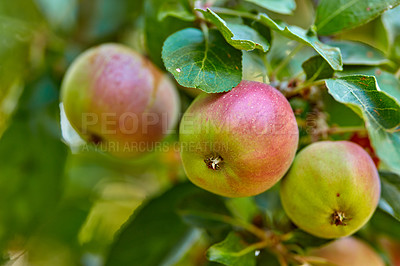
[204,154,223,170]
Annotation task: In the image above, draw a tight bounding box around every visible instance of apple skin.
[61,43,179,158]
[180,80,299,198]
[379,237,400,266]
[310,237,384,266]
[280,141,381,239]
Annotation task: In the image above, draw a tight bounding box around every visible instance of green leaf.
[256,249,280,266]
[198,9,270,52]
[225,197,259,223]
[78,0,142,39]
[322,92,364,127]
[254,186,293,233]
[369,209,400,241]
[382,5,400,45]
[325,75,400,175]
[327,40,389,65]
[382,5,400,60]
[301,55,334,81]
[144,0,193,68]
[257,13,342,71]
[315,0,400,35]
[244,0,296,15]
[157,0,195,22]
[379,171,400,221]
[105,183,202,266]
[337,67,400,103]
[162,28,242,93]
[0,77,68,251]
[267,33,315,79]
[0,16,34,137]
[242,51,268,82]
[207,232,256,266]
[35,0,77,32]
[178,190,232,229]
[0,0,44,24]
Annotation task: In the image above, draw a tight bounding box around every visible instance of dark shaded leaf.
[144,0,192,68]
[369,209,400,241]
[282,229,332,249]
[379,171,400,221]
[105,182,202,266]
[178,190,232,229]
[254,185,293,233]
[0,77,68,251]
[302,55,334,81]
[0,5,37,136]
[256,249,280,266]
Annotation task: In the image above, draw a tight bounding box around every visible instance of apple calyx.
[331,210,351,226]
[204,154,223,170]
[89,133,103,145]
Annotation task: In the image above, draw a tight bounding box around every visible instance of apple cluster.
[61,44,381,243]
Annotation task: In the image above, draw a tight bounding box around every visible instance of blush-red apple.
[61,43,179,158]
[180,80,299,197]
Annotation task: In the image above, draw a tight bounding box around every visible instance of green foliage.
[1,0,400,265]
[162,28,242,93]
[105,183,201,266]
[382,5,400,60]
[244,0,296,15]
[257,13,343,71]
[315,0,400,35]
[144,0,192,68]
[338,67,400,102]
[327,40,389,65]
[325,76,400,175]
[207,232,256,266]
[0,76,68,253]
[302,55,334,81]
[379,171,400,221]
[199,9,270,52]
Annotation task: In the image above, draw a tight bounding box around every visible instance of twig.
[323,126,366,135]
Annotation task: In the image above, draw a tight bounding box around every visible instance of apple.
[280,141,381,238]
[310,237,384,266]
[61,43,179,158]
[180,80,299,197]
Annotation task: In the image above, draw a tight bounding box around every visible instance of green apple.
[180,80,299,197]
[280,141,381,238]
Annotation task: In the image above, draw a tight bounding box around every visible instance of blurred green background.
[1,0,399,265]
[0,0,188,264]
